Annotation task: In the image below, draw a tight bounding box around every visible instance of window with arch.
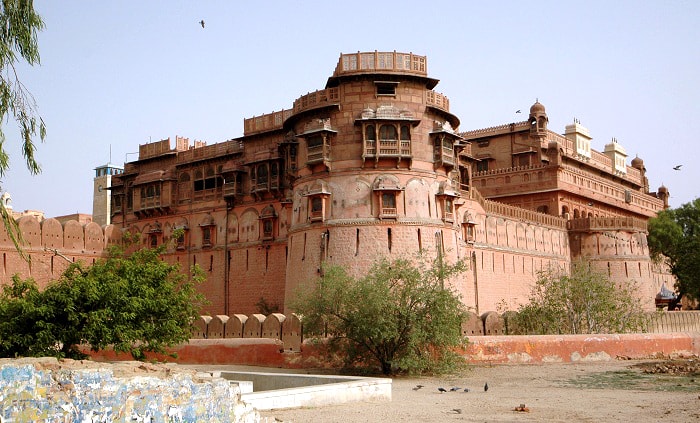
[257,164,268,185]
[400,125,410,141]
[379,191,398,218]
[202,226,212,247]
[139,183,161,210]
[379,124,397,140]
[365,125,376,141]
[178,172,191,203]
[308,194,329,222]
[194,170,204,191]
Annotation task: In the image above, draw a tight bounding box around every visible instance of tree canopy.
[0,239,206,359]
[648,198,700,305]
[0,1,46,255]
[292,256,469,375]
[506,259,648,335]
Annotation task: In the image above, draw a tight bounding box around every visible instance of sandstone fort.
[0,51,675,315]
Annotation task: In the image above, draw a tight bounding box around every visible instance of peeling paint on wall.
[0,359,259,422]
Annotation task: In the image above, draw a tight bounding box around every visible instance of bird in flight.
[199,20,205,28]
[515,110,521,113]
[673,165,682,170]
[412,384,424,391]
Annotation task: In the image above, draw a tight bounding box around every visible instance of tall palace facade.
[1,51,673,315]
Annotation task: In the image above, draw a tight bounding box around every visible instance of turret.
[528,100,548,138]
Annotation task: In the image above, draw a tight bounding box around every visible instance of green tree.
[508,259,647,335]
[648,199,700,306]
[0,1,46,257]
[292,256,469,375]
[0,237,206,359]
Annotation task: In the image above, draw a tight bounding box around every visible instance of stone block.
[461,311,484,336]
[226,314,248,338]
[193,315,212,339]
[261,313,286,339]
[243,314,265,338]
[482,311,505,335]
[282,313,303,352]
[208,315,229,339]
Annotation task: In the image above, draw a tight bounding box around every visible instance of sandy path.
[256,360,700,422]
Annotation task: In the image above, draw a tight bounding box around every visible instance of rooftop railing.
[333,51,427,77]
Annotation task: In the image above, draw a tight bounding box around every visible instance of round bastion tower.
[282,52,473,309]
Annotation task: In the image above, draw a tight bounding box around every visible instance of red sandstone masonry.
[86,333,700,368]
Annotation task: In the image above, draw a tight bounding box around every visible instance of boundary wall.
[0,216,112,287]
[86,312,700,367]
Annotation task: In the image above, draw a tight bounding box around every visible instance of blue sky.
[3,0,698,217]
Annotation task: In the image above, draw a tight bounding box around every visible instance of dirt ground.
[255,358,700,423]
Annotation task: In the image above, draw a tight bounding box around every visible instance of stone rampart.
[0,215,112,288]
[192,311,700,354]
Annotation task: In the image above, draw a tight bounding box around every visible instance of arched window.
[194,170,204,191]
[365,125,376,141]
[257,164,268,184]
[379,124,397,140]
[400,125,410,141]
[311,196,322,213]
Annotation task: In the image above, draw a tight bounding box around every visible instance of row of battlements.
[193,313,302,352]
[0,215,115,252]
[193,311,700,355]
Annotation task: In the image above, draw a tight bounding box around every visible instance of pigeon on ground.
[450,387,460,392]
[438,387,447,393]
[451,408,463,414]
[412,384,424,391]
[463,388,470,392]
[484,382,489,392]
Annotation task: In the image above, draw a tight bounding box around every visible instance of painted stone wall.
[0,358,258,422]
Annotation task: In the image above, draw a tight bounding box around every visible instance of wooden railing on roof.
[473,163,549,178]
[176,140,244,165]
[460,122,529,139]
[567,216,648,232]
[426,91,450,112]
[243,109,293,136]
[292,88,340,115]
[484,198,567,229]
[333,51,427,77]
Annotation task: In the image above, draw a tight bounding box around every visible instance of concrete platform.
[213,370,392,411]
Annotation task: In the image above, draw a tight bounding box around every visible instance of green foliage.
[0,239,206,360]
[648,199,700,305]
[255,297,281,315]
[0,1,46,256]
[292,255,469,375]
[509,259,648,334]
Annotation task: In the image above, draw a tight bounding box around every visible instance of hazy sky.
[3,1,698,217]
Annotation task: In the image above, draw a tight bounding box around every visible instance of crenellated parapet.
[0,215,112,287]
